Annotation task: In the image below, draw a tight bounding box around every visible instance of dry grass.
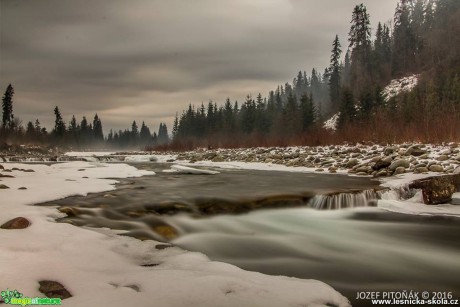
[149,108,460,152]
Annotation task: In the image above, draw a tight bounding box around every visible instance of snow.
[378,199,460,217]
[377,171,460,216]
[124,155,158,162]
[163,164,220,175]
[0,161,350,307]
[323,112,340,131]
[64,152,115,156]
[382,74,419,102]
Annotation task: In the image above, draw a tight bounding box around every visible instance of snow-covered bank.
[0,161,350,307]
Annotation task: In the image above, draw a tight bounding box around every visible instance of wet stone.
[1,217,31,229]
[38,281,72,299]
[409,175,457,204]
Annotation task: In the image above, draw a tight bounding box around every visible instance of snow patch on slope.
[382,74,419,102]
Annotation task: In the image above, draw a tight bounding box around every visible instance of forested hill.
[171,0,460,149]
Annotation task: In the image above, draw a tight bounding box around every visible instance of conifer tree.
[139,121,151,144]
[348,4,372,92]
[329,35,342,111]
[2,84,14,130]
[53,106,66,137]
[92,114,104,141]
[339,88,356,127]
[300,93,316,131]
[172,113,179,139]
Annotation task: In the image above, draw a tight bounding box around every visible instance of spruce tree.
[172,113,179,139]
[92,114,104,141]
[139,121,151,144]
[329,35,342,111]
[25,121,35,139]
[69,115,78,133]
[300,93,316,131]
[2,84,14,130]
[339,88,356,127]
[348,4,372,92]
[53,106,66,137]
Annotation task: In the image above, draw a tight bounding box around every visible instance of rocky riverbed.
[2,143,460,178]
[161,143,460,177]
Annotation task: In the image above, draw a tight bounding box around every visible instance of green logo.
[1,289,61,306]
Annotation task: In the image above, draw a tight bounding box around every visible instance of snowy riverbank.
[0,161,350,307]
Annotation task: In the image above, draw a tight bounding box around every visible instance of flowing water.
[39,162,460,306]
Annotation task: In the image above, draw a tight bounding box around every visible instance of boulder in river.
[409,175,457,204]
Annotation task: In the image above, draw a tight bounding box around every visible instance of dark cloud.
[0,0,396,132]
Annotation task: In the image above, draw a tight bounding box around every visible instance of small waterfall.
[307,189,380,210]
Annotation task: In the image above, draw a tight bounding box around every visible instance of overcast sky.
[0,0,397,133]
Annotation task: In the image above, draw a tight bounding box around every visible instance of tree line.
[171,0,460,147]
[2,0,459,149]
[0,86,169,149]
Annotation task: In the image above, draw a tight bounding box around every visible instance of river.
[39,162,460,306]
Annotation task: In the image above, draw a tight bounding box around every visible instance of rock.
[0,184,10,189]
[152,225,178,240]
[384,146,396,156]
[429,164,444,172]
[389,159,410,171]
[409,175,457,204]
[419,153,429,159]
[18,187,27,190]
[441,149,452,155]
[394,167,406,175]
[315,168,324,172]
[355,166,371,173]
[371,156,382,162]
[1,217,31,229]
[453,174,460,190]
[376,170,388,177]
[372,159,391,171]
[405,145,426,157]
[414,167,429,174]
[437,155,449,161]
[149,156,158,162]
[0,164,3,169]
[38,281,72,299]
[211,155,225,162]
[345,158,359,168]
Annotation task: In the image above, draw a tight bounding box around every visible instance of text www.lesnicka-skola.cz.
[356,291,459,305]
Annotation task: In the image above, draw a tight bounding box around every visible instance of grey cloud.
[0,0,396,132]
